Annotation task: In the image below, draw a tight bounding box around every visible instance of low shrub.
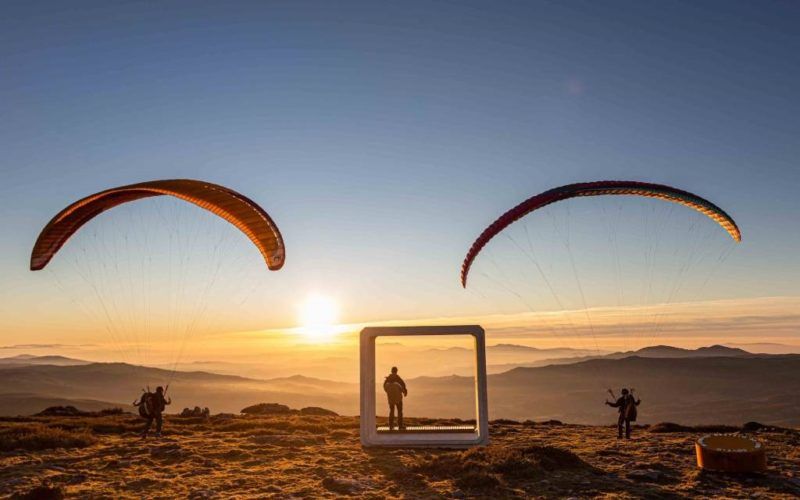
[455,470,500,490]
[11,484,64,500]
[240,403,293,415]
[299,406,338,417]
[412,444,594,491]
[35,406,127,418]
[522,419,563,426]
[97,408,126,416]
[491,419,521,425]
[649,422,739,433]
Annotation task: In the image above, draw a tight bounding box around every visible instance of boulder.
[299,406,338,417]
[180,407,211,418]
[35,406,86,417]
[742,421,767,432]
[240,403,293,415]
[35,406,125,417]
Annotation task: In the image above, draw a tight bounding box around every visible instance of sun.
[297,294,340,342]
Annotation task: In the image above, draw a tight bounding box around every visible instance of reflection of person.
[605,388,641,439]
[134,386,172,438]
[383,367,407,430]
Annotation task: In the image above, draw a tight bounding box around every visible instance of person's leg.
[142,417,153,437]
[617,414,624,438]
[625,419,631,439]
[155,413,163,436]
[389,403,396,430]
[397,401,404,430]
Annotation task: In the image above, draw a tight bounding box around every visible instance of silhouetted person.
[134,386,171,438]
[384,366,407,430]
[605,388,641,439]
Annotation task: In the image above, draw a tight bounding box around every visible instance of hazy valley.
[2,345,798,426]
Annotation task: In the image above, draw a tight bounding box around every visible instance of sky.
[1,1,799,361]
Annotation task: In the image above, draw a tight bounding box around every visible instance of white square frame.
[360,325,489,448]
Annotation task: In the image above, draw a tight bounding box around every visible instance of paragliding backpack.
[383,379,404,404]
[624,395,638,422]
[138,392,157,419]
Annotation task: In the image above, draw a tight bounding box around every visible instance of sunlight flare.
[297,294,341,342]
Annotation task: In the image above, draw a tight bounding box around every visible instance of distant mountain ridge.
[0,354,91,367]
[484,344,752,373]
[724,342,800,355]
[491,343,597,353]
[631,344,750,358]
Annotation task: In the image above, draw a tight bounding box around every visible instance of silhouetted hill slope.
[0,362,252,391]
[0,363,358,416]
[0,393,131,416]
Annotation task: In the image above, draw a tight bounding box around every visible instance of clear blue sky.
[2,1,799,342]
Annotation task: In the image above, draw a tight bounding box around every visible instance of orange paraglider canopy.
[30,179,285,271]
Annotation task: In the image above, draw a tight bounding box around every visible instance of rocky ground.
[1,412,799,499]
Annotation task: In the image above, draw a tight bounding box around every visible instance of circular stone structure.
[695,434,767,473]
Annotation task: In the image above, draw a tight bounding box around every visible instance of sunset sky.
[1,1,799,362]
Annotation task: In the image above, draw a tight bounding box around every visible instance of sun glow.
[298,294,341,342]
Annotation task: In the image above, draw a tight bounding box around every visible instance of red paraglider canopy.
[461,180,740,287]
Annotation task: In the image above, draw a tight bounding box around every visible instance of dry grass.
[0,424,95,452]
[0,414,798,498]
[412,444,598,495]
